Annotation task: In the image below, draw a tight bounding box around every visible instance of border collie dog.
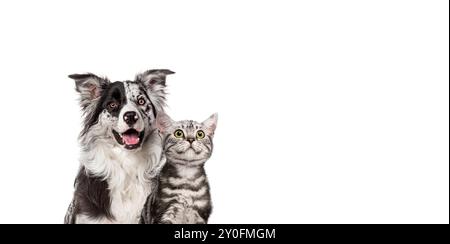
[64,69,174,224]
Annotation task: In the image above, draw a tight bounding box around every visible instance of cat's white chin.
[168,154,208,166]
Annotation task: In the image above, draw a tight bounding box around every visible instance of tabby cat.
[151,112,218,224]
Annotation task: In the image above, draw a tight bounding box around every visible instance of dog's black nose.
[123,111,138,125]
[187,138,195,143]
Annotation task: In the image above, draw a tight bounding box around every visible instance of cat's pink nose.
[187,138,194,143]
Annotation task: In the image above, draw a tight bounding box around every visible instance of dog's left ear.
[136,69,175,111]
[137,69,175,87]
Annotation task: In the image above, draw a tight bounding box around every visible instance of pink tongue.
[122,134,139,145]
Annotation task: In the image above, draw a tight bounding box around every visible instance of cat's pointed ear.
[202,113,218,136]
[155,111,174,134]
[136,69,175,112]
[69,73,110,109]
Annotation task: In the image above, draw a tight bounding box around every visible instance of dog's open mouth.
[112,129,145,150]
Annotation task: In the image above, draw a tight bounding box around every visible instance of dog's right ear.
[68,73,110,109]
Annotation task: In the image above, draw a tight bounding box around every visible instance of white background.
[0,0,448,224]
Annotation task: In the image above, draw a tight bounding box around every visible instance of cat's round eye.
[196,130,205,139]
[137,97,146,105]
[108,102,118,109]
[174,129,184,138]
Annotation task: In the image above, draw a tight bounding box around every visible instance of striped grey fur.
[150,112,218,224]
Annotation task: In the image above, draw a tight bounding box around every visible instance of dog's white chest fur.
[76,133,164,224]
[107,149,151,224]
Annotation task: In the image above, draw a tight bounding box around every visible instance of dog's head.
[70,69,174,150]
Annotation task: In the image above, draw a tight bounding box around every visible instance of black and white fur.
[64,69,174,224]
[148,112,218,224]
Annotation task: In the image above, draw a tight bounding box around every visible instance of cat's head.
[155,112,218,166]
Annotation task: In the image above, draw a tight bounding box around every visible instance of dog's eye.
[196,130,205,139]
[137,97,146,106]
[108,102,118,109]
[174,129,184,138]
